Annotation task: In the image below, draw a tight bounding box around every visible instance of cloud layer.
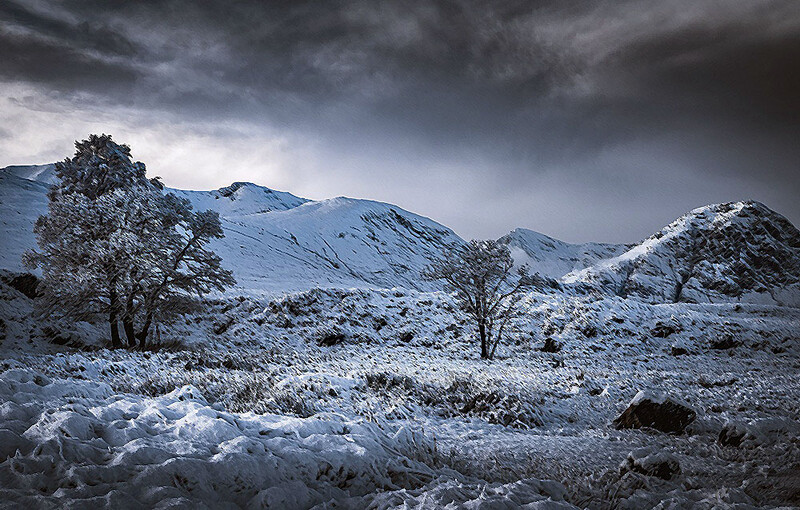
[1,0,798,242]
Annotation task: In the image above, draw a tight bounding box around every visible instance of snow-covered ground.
[1,166,799,508]
[2,281,798,508]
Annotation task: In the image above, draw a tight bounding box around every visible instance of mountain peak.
[565,200,800,306]
[499,228,630,279]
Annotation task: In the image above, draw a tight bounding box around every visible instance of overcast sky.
[1,0,798,243]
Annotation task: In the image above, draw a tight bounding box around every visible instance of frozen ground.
[2,166,799,508]
[1,281,798,508]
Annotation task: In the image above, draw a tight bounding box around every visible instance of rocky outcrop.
[0,272,40,300]
[620,448,681,480]
[718,421,749,447]
[613,390,696,434]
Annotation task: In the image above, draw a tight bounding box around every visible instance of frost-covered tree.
[25,134,235,349]
[424,240,533,359]
[129,195,235,348]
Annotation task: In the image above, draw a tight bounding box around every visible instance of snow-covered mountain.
[0,170,50,272]
[563,201,800,307]
[2,165,799,305]
[0,166,463,293]
[1,163,59,185]
[499,228,631,279]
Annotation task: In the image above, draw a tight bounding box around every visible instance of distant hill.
[0,166,463,294]
[499,228,631,279]
[563,201,800,307]
[2,165,798,305]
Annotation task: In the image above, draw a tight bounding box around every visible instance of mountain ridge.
[0,165,463,294]
[563,200,800,307]
[2,164,798,306]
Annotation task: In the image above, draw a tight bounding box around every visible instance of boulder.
[651,323,679,338]
[670,345,689,356]
[710,334,741,350]
[620,447,681,480]
[613,390,696,433]
[718,421,748,447]
[541,337,561,353]
[1,272,40,299]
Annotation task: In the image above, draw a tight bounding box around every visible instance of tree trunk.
[123,292,136,347]
[109,315,122,349]
[108,280,122,349]
[479,320,488,358]
[123,317,136,347]
[136,310,153,350]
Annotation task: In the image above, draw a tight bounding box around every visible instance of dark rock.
[651,323,678,338]
[318,331,346,347]
[670,345,688,356]
[718,421,748,447]
[541,337,561,353]
[41,325,79,346]
[582,326,599,338]
[2,273,41,299]
[710,334,741,350]
[399,331,414,343]
[213,318,234,335]
[373,317,388,331]
[620,448,681,480]
[614,391,696,433]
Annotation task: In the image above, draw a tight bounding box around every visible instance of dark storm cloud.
[1,0,798,242]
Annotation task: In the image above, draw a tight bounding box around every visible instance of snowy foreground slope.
[1,164,800,508]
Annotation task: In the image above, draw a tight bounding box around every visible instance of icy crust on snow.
[500,228,630,279]
[564,201,800,307]
[0,168,463,294]
[0,367,575,509]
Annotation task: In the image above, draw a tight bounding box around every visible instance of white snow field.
[1,165,799,508]
[0,167,462,293]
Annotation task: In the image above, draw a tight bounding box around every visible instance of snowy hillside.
[0,166,464,293]
[564,201,800,307]
[0,171,49,272]
[4,166,800,304]
[499,228,630,279]
[1,164,58,185]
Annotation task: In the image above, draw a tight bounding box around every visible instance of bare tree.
[424,240,534,359]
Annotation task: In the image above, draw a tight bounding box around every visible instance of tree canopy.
[25,134,235,348]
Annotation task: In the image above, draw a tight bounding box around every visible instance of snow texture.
[1,164,800,508]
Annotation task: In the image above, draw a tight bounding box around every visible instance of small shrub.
[317,328,346,346]
[365,371,415,392]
